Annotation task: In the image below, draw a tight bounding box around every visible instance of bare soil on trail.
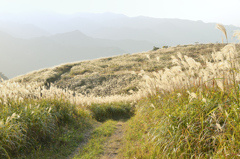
[68,120,127,159]
[100,121,126,159]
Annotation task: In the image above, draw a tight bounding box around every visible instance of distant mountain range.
[1,12,239,44]
[0,21,50,38]
[0,12,240,78]
[0,30,154,78]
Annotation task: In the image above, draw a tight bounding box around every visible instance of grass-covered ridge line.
[12,43,240,96]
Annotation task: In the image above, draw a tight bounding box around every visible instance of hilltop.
[12,43,238,96]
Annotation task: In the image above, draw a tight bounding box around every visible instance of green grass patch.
[89,102,134,122]
[121,87,240,158]
[0,97,91,159]
[73,120,117,159]
[22,126,85,159]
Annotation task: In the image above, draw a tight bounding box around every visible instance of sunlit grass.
[122,87,240,158]
[0,97,91,158]
[1,24,240,158]
[121,27,240,158]
[73,120,117,159]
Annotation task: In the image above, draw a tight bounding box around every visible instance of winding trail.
[69,120,127,159]
[100,121,126,159]
[67,122,101,159]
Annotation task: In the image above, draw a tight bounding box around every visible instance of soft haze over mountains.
[0,12,240,78]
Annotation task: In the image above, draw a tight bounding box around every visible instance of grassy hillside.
[13,43,240,96]
[120,41,240,158]
[2,29,240,158]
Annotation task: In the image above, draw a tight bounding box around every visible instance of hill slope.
[12,43,239,96]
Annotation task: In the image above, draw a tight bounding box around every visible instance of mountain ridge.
[1,12,240,78]
[0,30,155,78]
[0,12,239,44]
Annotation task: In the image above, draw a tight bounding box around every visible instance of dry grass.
[216,23,228,43]
[2,24,240,158]
[140,43,240,96]
[11,43,240,97]
[121,27,240,158]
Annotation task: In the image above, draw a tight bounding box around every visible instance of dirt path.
[67,122,101,159]
[100,121,126,159]
[68,120,127,159]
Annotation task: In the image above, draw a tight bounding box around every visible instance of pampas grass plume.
[216,24,228,43]
[233,30,240,41]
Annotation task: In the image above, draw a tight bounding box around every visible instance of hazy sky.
[0,0,240,26]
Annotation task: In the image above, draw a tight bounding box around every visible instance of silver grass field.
[1,25,240,158]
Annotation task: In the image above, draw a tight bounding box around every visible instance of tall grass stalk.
[0,96,90,158]
[216,23,228,43]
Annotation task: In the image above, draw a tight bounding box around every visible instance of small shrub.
[152,46,159,51]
